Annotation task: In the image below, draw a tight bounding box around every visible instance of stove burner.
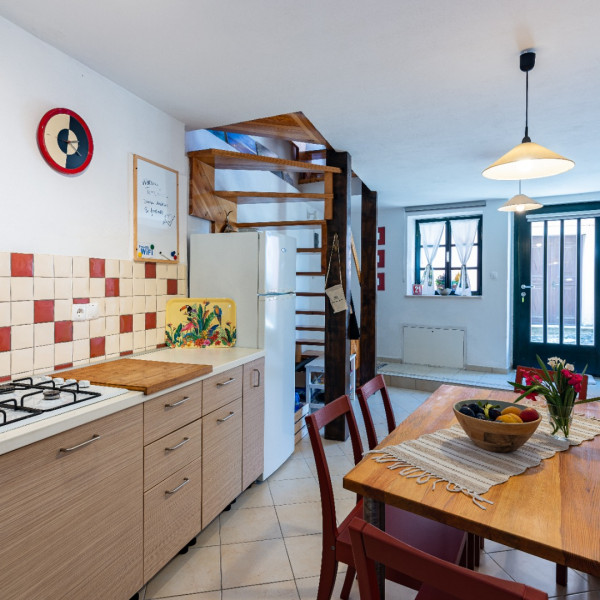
[42,389,62,400]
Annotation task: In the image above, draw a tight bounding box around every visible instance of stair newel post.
[324,151,352,441]
[360,184,377,385]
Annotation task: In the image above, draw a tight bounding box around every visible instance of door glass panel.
[546,221,561,344]
[581,218,595,346]
[562,219,578,345]
[530,221,544,343]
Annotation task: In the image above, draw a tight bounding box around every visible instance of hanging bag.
[324,233,348,313]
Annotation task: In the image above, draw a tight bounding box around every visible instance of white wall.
[0,17,187,261]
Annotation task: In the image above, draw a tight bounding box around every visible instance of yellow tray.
[165,298,236,348]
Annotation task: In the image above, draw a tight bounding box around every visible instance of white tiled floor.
[140,384,600,600]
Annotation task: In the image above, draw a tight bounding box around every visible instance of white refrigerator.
[189,231,297,479]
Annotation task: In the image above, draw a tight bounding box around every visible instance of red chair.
[514,365,588,586]
[305,394,467,600]
[349,517,548,600]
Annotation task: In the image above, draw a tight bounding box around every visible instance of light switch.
[489,271,498,280]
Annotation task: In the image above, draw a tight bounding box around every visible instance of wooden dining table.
[343,384,600,588]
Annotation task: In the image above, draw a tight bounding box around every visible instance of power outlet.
[72,304,87,321]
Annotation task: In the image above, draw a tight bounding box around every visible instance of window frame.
[415,215,483,295]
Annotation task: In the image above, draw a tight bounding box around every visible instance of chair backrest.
[356,374,396,450]
[305,395,364,544]
[515,365,588,400]
[348,518,548,600]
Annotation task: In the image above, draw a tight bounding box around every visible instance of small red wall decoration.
[377,272,385,291]
[377,226,386,245]
[377,249,385,269]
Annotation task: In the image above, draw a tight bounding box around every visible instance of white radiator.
[403,326,465,368]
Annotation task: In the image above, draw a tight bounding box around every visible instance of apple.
[519,407,539,422]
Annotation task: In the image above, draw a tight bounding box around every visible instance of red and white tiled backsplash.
[0,252,187,381]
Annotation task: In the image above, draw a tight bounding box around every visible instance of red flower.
[526,392,538,401]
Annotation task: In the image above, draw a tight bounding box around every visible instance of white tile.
[89,317,105,338]
[119,296,134,315]
[105,259,120,277]
[157,279,167,295]
[89,278,105,297]
[119,332,133,352]
[145,295,157,312]
[284,533,323,579]
[105,334,119,355]
[54,278,72,300]
[72,277,90,298]
[73,339,90,361]
[11,324,33,350]
[34,322,54,346]
[133,278,145,295]
[0,303,10,327]
[269,477,320,505]
[155,328,165,346]
[276,501,322,537]
[34,254,54,277]
[133,262,145,278]
[34,344,54,370]
[133,330,146,351]
[145,329,157,348]
[0,253,10,277]
[157,295,168,312]
[11,277,33,301]
[0,278,10,301]
[11,348,33,374]
[55,342,73,366]
[157,311,166,328]
[157,263,168,279]
[145,279,157,296]
[105,315,119,335]
[222,580,299,600]
[72,320,89,341]
[72,256,89,277]
[133,313,145,332]
[54,255,72,278]
[220,506,282,545]
[0,352,10,378]
[120,260,133,279]
[178,280,187,295]
[54,299,71,321]
[11,301,33,326]
[33,277,54,300]
[105,297,119,316]
[120,278,133,297]
[166,263,178,278]
[178,264,187,279]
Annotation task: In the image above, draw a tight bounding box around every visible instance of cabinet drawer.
[202,397,242,528]
[203,365,243,415]
[144,380,203,445]
[144,419,202,492]
[144,457,203,582]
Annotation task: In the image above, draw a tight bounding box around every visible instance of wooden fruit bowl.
[453,400,542,453]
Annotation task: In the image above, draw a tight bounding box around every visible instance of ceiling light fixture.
[483,50,574,180]
[498,181,543,212]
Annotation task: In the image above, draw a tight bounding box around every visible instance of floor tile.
[221,579,299,599]
[296,573,360,600]
[194,516,220,548]
[220,505,282,544]
[306,452,354,477]
[145,545,221,598]
[276,500,322,537]
[269,456,313,481]
[230,481,273,510]
[284,533,325,579]
[269,476,321,505]
[221,538,293,589]
[150,593,221,600]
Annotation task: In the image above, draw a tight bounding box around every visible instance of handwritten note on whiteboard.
[133,155,179,263]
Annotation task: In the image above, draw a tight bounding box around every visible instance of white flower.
[547,357,562,368]
[565,363,575,371]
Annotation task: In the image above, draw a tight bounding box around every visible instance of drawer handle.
[216,378,235,388]
[217,411,235,423]
[59,434,101,453]
[165,437,190,452]
[165,477,190,496]
[253,368,261,388]
[165,396,190,408]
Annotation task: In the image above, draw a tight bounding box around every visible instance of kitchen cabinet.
[242,357,265,489]
[0,405,143,600]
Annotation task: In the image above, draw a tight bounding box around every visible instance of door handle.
[521,284,532,289]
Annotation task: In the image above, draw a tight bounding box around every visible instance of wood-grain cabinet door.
[0,406,143,600]
[243,358,265,489]
[202,397,243,528]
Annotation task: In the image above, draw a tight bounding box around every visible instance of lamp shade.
[498,193,543,212]
[482,141,574,180]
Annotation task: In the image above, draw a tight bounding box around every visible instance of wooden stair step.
[188,148,341,174]
[295,339,325,346]
[297,292,326,297]
[236,220,326,230]
[296,326,325,332]
[297,248,322,253]
[296,310,326,316]
[298,173,324,184]
[297,149,327,162]
[296,271,325,276]
[215,191,332,202]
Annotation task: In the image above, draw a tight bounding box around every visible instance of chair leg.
[465,533,476,570]
[316,551,339,600]
[474,535,480,567]
[556,563,568,586]
[340,566,356,600]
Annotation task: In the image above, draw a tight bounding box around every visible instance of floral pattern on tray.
[165,298,236,348]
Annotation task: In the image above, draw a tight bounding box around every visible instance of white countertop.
[0,347,265,456]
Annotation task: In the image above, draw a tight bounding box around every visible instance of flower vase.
[547,402,574,441]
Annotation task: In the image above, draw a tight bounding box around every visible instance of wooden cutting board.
[56,359,213,395]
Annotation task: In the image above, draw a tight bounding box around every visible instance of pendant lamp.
[483,50,574,180]
[497,181,542,212]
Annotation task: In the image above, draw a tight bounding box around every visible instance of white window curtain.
[419,221,445,295]
[451,219,478,296]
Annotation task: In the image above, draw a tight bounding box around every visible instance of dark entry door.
[513,202,600,374]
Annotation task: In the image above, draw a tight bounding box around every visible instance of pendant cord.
[523,71,531,143]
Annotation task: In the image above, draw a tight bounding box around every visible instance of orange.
[496,413,523,423]
[501,406,522,416]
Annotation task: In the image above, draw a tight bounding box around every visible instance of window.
[415,216,482,295]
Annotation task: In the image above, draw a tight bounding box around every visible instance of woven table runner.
[369,406,600,509]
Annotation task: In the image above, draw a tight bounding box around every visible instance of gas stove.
[0,376,130,433]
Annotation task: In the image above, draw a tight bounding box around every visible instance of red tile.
[34,300,55,323]
[167,278,178,295]
[145,312,157,330]
[54,320,73,343]
[105,278,120,297]
[54,362,73,371]
[156,343,167,349]
[11,253,33,277]
[89,258,105,278]
[120,314,133,333]
[0,375,10,383]
[73,297,90,304]
[120,350,133,357]
[0,327,10,352]
[145,262,156,279]
[90,336,105,358]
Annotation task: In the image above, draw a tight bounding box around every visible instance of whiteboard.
[133,155,179,263]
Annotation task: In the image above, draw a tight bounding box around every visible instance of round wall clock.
[36,108,94,174]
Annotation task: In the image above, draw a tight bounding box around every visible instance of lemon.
[501,406,522,416]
